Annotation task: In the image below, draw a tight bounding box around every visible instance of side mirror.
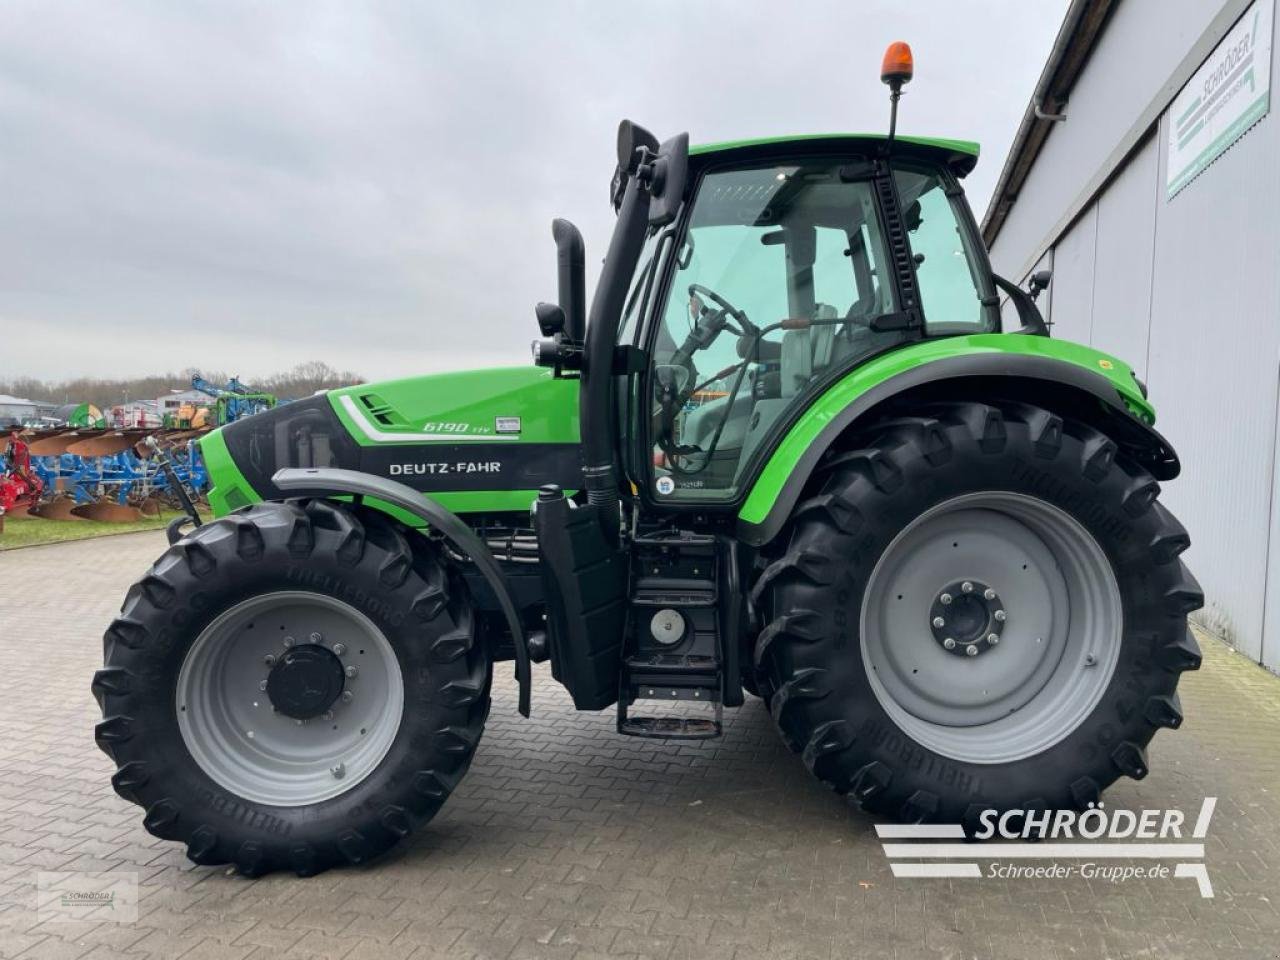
[648,133,689,227]
[612,120,660,210]
[616,120,659,174]
[1028,269,1052,303]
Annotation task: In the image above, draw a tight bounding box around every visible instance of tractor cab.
[621,136,997,505]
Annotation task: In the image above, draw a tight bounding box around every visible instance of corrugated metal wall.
[990,0,1238,270]
[990,0,1280,672]
[1146,91,1280,662]
[1089,138,1158,378]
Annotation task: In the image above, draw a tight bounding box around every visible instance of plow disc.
[29,498,83,520]
[27,430,90,457]
[71,501,146,523]
[66,431,150,458]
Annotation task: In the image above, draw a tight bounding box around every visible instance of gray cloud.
[1,0,1068,382]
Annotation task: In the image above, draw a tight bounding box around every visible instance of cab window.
[894,168,997,334]
[646,160,904,501]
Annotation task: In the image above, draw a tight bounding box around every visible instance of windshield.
[647,160,905,501]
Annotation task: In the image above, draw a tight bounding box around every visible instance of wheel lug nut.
[341,690,354,703]
[943,638,956,650]
[263,654,276,667]
[330,763,345,779]
[984,588,997,601]
[994,610,1007,622]
[932,616,946,628]
[961,581,974,593]
[332,642,347,656]
[345,665,358,679]
[965,644,978,657]
[939,593,953,605]
[283,636,295,648]
[258,679,268,691]
[987,633,999,644]
[309,632,322,643]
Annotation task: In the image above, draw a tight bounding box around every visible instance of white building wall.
[991,0,1256,280]
[1044,205,1097,346]
[1088,136,1159,379]
[990,0,1280,671]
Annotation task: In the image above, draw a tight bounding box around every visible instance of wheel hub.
[266,643,346,720]
[929,579,1005,657]
[860,492,1123,765]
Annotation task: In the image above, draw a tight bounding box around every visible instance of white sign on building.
[1167,0,1273,197]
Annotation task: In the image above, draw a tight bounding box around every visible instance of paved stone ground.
[1,531,1278,960]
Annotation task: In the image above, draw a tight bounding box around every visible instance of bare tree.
[1,361,364,411]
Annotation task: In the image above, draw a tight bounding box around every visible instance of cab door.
[639,159,906,506]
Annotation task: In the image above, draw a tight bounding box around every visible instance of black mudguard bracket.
[272,467,532,717]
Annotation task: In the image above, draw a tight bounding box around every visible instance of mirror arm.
[992,274,1049,337]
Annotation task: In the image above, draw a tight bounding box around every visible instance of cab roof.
[689,133,980,178]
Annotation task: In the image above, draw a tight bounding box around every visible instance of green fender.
[735,334,1179,546]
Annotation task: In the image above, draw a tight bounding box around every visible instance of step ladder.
[617,531,724,739]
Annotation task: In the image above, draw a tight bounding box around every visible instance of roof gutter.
[981,0,1117,248]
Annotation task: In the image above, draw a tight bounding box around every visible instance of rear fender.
[737,346,1180,546]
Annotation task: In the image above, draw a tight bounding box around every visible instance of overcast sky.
[1,1,1069,384]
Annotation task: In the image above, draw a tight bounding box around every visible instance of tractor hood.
[200,366,582,518]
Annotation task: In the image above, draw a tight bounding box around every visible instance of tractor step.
[618,531,726,739]
[618,710,722,740]
[619,529,732,742]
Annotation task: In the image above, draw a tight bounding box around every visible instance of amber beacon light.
[881,41,914,87]
[881,41,914,142]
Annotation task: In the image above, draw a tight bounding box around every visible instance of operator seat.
[779,303,839,396]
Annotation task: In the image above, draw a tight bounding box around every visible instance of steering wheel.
[688,284,758,338]
[653,284,757,476]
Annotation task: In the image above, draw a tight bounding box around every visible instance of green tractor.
[94,47,1202,876]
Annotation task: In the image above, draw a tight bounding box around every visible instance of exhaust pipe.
[552,219,586,343]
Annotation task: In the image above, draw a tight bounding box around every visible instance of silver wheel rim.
[860,492,1122,765]
[176,591,404,806]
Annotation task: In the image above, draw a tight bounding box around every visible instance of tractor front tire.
[93,499,490,876]
[753,400,1203,825]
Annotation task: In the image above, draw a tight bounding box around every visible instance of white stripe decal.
[1192,797,1217,839]
[1174,862,1214,898]
[890,862,981,878]
[875,824,967,839]
[339,395,520,443]
[881,842,1204,860]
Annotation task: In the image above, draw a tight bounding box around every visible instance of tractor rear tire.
[93,499,490,876]
[752,400,1203,825]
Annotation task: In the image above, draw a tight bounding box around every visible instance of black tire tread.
[93,499,490,876]
[754,399,1202,825]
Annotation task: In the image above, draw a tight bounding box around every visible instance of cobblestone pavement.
[1,531,1278,960]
